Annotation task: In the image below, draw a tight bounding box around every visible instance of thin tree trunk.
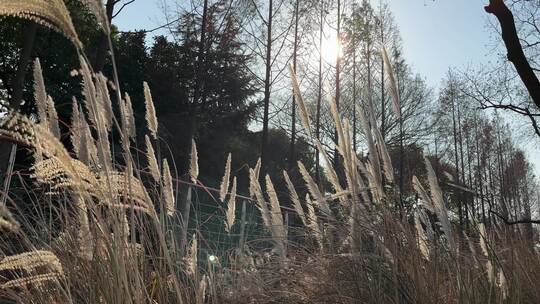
[450,78,463,228]
[315,2,324,186]
[352,39,357,153]
[457,101,467,227]
[94,0,115,72]
[10,22,37,110]
[194,0,209,106]
[333,0,341,167]
[485,0,540,109]
[289,0,299,170]
[380,28,386,140]
[260,0,273,176]
[4,22,38,208]
[475,121,486,223]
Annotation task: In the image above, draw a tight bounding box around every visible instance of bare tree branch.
[485,0,540,109]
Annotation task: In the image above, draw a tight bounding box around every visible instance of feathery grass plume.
[70,98,96,164]
[478,223,494,284]
[6,116,54,164]
[298,161,332,218]
[373,124,394,184]
[124,93,136,138]
[412,175,435,213]
[219,153,232,202]
[74,194,93,260]
[186,233,198,276]
[225,177,237,233]
[70,98,82,153]
[190,139,199,183]
[249,158,262,198]
[79,57,99,126]
[265,175,287,256]
[143,81,158,139]
[314,140,343,193]
[382,47,401,119]
[464,232,480,269]
[254,157,261,179]
[289,64,312,138]
[103,171,155,216]
[145,135,160,182]
[33,58,48,123]
[327,96,346,158]
[249,168,271,228]
[305,194,322,248]
[0,204,19,232]
[31,157,98,194]
[162,158,175,216]
[80,106,98,165]
[96,129,112,171]
[0,0,82,48]
[118,96,131,161]
[46,95,61,138]
[197,274,208,304]
[283,170,307,226]
[78,57,112,170]
[356,107,383,197]
[424,156,455,252]
[498,269,508,300]
[0,250,63,274]
[95,74,113,131]
[3,272,62,289]
[414,212,430,260]
[361,96,394,185]
[351,151,371,204]
[340,119,355,192]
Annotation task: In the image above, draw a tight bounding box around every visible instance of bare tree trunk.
[194,0,209,106]
[457,103,467,227]
[10,22,37,110]
[94,0,115,72]
[333,0,341,167]
[3,22,37,207]
[289,0,299,170]
[450,78,463,228]
[485,0,540,109]
[380,27,386,140]
[352,39,357,153]
[475,121,486,223]
[315,2,324,186]
[260,0,274,176]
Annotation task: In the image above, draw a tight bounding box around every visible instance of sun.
[320,32,342,64]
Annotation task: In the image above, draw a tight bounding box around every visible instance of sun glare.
[320,32,342,64]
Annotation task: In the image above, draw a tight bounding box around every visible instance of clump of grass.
[0,3,538,303]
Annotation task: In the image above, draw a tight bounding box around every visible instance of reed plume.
[298,161,331,218]
[162,158,175,216]
[145,135,160,182]
[382,47,401,119]
[143,81,158,139]
[283,170,307,226]
[225,177,237,233]
[265,175,286,257]
[0,0,82,48]
[190,139,199,183]
[219,153,231,202]
[424,156,455,251]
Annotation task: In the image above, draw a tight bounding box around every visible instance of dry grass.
[0,3,538,303]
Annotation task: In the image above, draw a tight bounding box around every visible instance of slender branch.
[112,0,136,19]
